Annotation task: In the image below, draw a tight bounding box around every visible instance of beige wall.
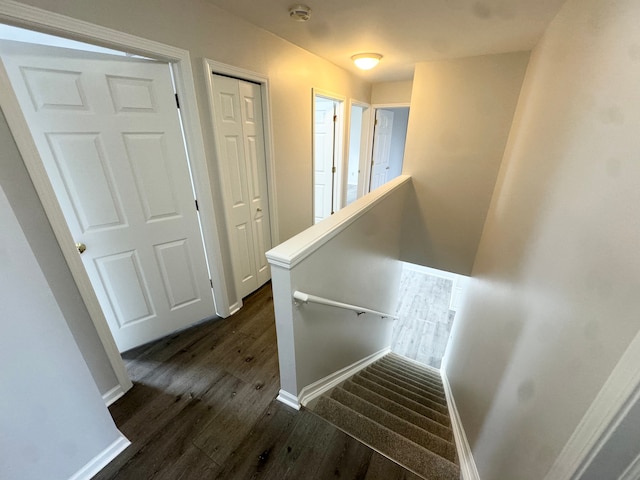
[445,0,640,478]
[16,0,371,244]
[400,52,529,275]
[371,80,413,105]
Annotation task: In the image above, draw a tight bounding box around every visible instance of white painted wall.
[0,178,124,480]
[13,0,371,244]
[444,0,640,478]
[267,176,410,399]
[401,52,530,275]
[371,80,413,105]
[0,108,118,396]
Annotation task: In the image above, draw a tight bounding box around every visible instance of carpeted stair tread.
[376,360,446,392]
[386,354,444,379]
[330,387,457,462]
[381,356,444,385]
[367,364,447,404]
[350,374,451,426]
[374,360,445,391]
[358,370,449,415]
[314,396,460,480]
[384,354,444,381]
[341,380,453,442]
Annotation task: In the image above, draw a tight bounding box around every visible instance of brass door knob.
[76,242,87,254]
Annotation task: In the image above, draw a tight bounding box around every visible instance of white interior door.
[370,108,394,191]
[0,40,215,352]
[210,74,272,298]
[314,96,336,223]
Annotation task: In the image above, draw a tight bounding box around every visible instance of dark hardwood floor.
[95,283,421,480]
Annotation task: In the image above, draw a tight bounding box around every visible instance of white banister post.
[271,264,300,409]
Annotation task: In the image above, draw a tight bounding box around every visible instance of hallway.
[96,284,421,479]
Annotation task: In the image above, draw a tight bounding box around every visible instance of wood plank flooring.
[391,269,456,369]
[94,283,421,480]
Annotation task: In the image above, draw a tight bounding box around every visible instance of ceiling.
[206,0,567,82]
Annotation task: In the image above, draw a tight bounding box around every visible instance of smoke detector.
[289,4,311,22]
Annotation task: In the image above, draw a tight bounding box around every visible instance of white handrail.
[293,291,398,320]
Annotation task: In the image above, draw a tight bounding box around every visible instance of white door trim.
[0,0,232,394]
[203,58,279,312]
[312,88,345,223]
[343,99,371,207]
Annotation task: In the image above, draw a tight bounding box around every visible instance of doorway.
[0,36,217,353]
[369,106,410,193]
[208,72,273,300]
[0,8,231,397]
[313,91,344,223]
[345,102,371,207]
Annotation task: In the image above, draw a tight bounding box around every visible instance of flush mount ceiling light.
[289,4,312,22]
[351,53,383,70]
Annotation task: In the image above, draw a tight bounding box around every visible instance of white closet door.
[238,80,272,287]
[211,74,272,298]
[0,40,215,351]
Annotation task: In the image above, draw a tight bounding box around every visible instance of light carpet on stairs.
[311,352,460,480]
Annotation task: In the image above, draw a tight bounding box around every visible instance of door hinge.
[195,199,199,211]
[333,114,337,122]
[175,93,180,109]
[209,278,214,289]
[332,166,336,174]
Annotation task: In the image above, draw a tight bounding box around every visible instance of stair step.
[358,370,449,415]
[382,355,444,384]
[342,380,453,442]
[367,364,447,404]
[351,374,451,426]
[331,387,457,463]
[314,396,460,480]
[376,359,446,392]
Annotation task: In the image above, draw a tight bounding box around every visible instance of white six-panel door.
[370,108,395,191]
[0,40,215,352]
[210,74,272,298]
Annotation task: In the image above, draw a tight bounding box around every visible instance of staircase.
[311,352,460,480]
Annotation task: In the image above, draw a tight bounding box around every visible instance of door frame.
[0,0,232,397]
[343,99,372,207]
[367,102,410,193]
[312,88,345,223]
[203,58,279,313]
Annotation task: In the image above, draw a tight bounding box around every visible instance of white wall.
[0,108,118,396]
[14,0,371,244]
[0,180,124,480]
[445,0,640,478]
[400,52,529,275]
[268,176,410,399]
[372,80,413,105]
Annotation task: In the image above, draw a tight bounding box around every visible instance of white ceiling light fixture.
[289,4,312,22]
[351,53,383,70]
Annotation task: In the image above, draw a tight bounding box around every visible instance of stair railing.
[293,291,398,320]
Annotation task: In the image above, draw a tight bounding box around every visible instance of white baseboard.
[441,370,481,480]
[102,384,126,407]
[298,347,391,407]
[276,389,301,410]
[68,434,130,480]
